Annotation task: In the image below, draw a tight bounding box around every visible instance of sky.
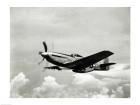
[10,7,130,98]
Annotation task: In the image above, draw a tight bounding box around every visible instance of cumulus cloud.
[11,64,130,98]
[11,72,29,98]
[32,76,65,98]
[72,73,103,87]
[93,63,130,80]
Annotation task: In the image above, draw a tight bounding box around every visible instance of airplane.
[38,41,116,73]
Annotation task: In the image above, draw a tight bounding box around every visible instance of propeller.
[38,41,48,65]
[38,58,45,65]
[43,41,47,52]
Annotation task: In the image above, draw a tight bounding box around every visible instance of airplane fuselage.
[41,52,80,67]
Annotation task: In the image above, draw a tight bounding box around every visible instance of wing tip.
[103,50,114,55]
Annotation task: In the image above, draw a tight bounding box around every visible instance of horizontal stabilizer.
[100,63,116,67]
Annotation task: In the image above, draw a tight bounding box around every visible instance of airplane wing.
[65,51,114,70]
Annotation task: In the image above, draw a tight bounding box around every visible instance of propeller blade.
[43,41,47,52]
[38,58,45,65]
[45,61,49,67]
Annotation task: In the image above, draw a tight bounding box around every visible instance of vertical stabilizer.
[103,57,109,63]
[103,57,109,70]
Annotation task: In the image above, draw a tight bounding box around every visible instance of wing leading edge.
[65,51,114,69]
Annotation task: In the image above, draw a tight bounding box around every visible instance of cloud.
[93,64,130,80]
[11,72,29,98]
[72,73,104,92]
[72,73,103,86]
[11,64,130,98]
[70,70,130,98]
[110,86,124,98]
[92,87,110,98]
[32,76,65,98]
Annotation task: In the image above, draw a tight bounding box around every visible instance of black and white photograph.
[10,7,130,98]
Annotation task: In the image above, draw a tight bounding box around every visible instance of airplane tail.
[94,57,115,70]
[103,57,109,70]
[103,57,109,64]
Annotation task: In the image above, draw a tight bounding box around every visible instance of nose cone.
[39,51,42,55]
[39,52,48,57]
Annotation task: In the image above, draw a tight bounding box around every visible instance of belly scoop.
[72,67,94,73]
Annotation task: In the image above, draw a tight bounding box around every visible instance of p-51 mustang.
[38,41,116,73]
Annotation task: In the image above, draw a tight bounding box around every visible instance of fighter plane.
[38,41,116,73]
